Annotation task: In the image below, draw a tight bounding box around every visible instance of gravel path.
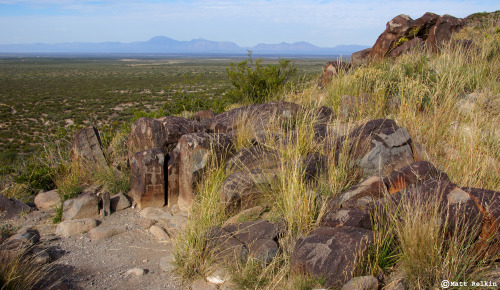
[29,208,184,290]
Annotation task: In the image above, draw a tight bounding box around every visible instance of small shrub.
[395,37,409,47]
[226,51,297,104]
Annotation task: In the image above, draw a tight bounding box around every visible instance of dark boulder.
[350,48,372,66]
[369,14,414,59]
[320,208,372,230]
[334,119,414,177]
[70,126,107,168]
[427,14,466,51]
[219,169,278,212]
[0,195,32,220]
[290,226,373,288]
[383,161,449,194]
[206,226,248,263]
[462,187,500,255]
[130,148,166,209]
[177,132,234,209]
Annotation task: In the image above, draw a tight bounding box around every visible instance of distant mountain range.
[0,36,368,56]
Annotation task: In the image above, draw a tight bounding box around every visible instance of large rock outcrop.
[344,12,466,68]
[130,148,166,209]
[177,132,234,209]
[70,126,107,168]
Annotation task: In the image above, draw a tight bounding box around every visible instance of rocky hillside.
[1,11,499,290]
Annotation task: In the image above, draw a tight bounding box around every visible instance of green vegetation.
[0,248,55,289]
[226,51,298,103]
[0,56,326,204]
[1,11,499,290]
[175,13,500,289]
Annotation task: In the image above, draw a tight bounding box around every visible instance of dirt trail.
[26,208,184,290]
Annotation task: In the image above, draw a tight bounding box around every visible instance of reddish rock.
[223,219,285,246]
[127,116,205,161]
[225,146,280,172]
[205,101,302,134]
[383,161,449,194]
[130,148,166,209]
[157,116,206,145]
[413,12,440,40]
[350,48,372,66]
[336,176,386,208]
[167,147,180,207]
[248,238,279,266]
[462,187,500,255]
[427,14,466,51]
[192,110,216,122]
[369,14,414,59]
[318,61,352,87]
[34,189,61,211]
[388,37,424,57]
[321,208,372,230]
[219,169,278,211]
[70,126,107,167]
[206,226,248,263]
[290,226,373,288]
[127,118,165,161]
[177,133,233,209]
[387,180,482,236]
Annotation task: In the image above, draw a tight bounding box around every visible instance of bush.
[226,51,297,104]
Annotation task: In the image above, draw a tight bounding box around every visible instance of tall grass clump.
[174,149,230,279]
[393,191,496,289]
[0,249,55,289]
[286,17,499,190]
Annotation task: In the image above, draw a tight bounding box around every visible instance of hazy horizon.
[0,1,498,48]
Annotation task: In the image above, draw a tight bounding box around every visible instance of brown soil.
[15,208,184,290]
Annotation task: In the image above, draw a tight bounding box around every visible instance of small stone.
[159,254,175,272]
[126,267,147,277]
[139,207,172,221]
[169,214,188,231]
[341,275,379,290]
[206,268,230,285]
[56,219,99,238]
[134,218,156,229]
[110,193,131,212]
[32,248,51,264]
[191,278,218,290]
[87,225,127,241]
[149,225,171,242]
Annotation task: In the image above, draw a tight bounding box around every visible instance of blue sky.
[0,0,497,47]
